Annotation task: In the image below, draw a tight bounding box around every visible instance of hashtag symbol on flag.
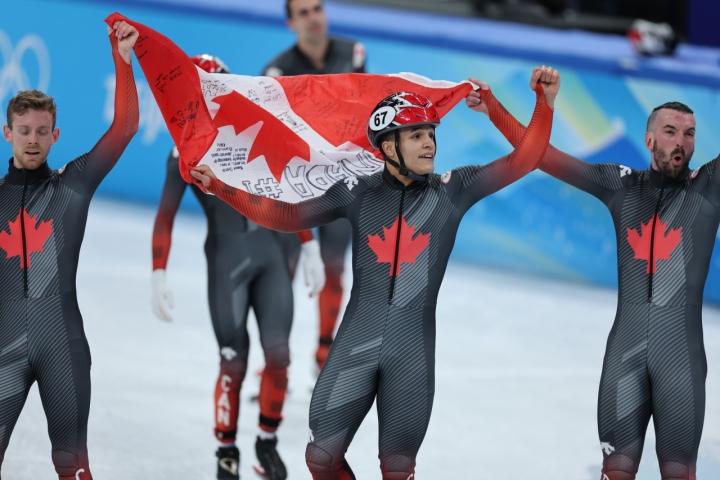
[254,178,283,199]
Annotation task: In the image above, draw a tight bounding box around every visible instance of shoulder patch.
[58,164,67,174]
[619,165,632,178]
[344,175,358,191]
[691,168,699,179]
[441,171,452,184]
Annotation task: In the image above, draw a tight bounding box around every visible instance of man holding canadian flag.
[109,12,556,479]
[472,79,715,478]
[0,18,139,480]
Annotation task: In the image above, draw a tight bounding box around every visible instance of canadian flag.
[106,13,472,202]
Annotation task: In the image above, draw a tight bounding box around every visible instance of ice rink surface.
[4,199,719,479]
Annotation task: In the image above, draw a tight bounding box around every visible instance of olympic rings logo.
[0,30,51,103]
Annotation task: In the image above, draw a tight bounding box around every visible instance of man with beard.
[469,88,712,480]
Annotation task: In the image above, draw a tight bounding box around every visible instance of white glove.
[301,239,326,297]
[151,269,174,322]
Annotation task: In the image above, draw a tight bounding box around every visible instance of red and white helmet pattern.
[367,92,440,149]
[190,54,230,74]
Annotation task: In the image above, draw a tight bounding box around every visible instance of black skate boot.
[216,445,240,480]
[253,436,287,480]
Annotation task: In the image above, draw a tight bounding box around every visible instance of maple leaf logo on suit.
[368,217,430,277]
[626,214,682,274]
[0,209,53,269]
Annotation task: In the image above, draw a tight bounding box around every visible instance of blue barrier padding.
[71,0,720,87]
[2,0,720,301]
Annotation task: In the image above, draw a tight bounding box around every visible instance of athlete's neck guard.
[382,166,427,190]
[649,166,690,188]
[5,158,52,185]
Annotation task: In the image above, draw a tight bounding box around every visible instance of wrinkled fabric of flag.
[106,12,473,203]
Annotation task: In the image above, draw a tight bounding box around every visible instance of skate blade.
[252,464,269,479]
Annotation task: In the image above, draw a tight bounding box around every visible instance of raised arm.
[697,154,720,206]
[64,21,139,194]
[450,68,555,211]
[472,72,625,202]
[190,165,358,232]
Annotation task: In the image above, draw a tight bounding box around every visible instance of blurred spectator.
[467,0,688,37]
[578,0,687,35]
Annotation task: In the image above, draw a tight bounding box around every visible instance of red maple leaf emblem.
[211,91,311,182]
[0,209,53,269]
[626,214,682,274]
[368,217,430,277]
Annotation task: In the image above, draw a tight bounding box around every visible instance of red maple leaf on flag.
[0,209,53,269]
[368,217,430,277]
[626,214,682,274]
[211,91,311,182]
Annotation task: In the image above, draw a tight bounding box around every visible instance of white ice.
[4,199,719,479]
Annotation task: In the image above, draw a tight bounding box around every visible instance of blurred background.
[352,0,716,46]
[1,1,720,478]
[2,0,719,299]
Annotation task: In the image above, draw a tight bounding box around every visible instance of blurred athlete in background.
[150,55,325,480]
[263,0,367,373]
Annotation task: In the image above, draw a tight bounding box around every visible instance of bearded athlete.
[190,66,558,479]
[151,54,325,480]
[0,20,139,480]
[470,76,713,480]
